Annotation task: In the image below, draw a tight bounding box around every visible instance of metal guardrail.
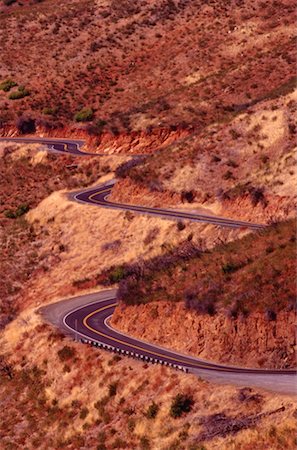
[78,338,189,373]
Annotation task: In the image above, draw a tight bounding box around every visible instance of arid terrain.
[0,0,296,449]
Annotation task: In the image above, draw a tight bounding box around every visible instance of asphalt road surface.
[72,182,265,230]
[2,136,296,393]
[41,290,296,394]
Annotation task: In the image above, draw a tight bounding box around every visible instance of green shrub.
[9,86,30,100]
[42,107,56,115]
[74,107,93,122]
[170,394,194,418]
[4,203,29,219]
[109,266,125,283]
[0,79,17,91]
[145,401,159,419]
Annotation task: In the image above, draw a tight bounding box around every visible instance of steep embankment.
[0,124,190,155]
[111,90,297,223]
[112,220,296,369]
[112,303,295,370]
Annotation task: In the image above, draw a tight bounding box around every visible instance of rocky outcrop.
[0,125,189,155]
[110,178,296,224]
[111,301,296,369]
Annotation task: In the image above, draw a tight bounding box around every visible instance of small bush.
[211,154,221,163]
[109,266,125,283]
[181,190,195,203]
[127,417,136,432]
[222,262,240,274]
[42,107,56,116]
[185,290,216,316]
[4,203,29,219]
[9,86,30,100]
[108,382,118,397]
[94,396,109,415]
[0,79,17,91]
[3,0,17,5]
[177,221,186,231]
[57,345,76,362]
[74,107,94,122]
[226,159,239,168]
[170,394,194,418]
[16,116,36,134]
[249,187,267,207]
[145,401,159,419]
[223,170,234,180]
[102,240,122,252]
[139,436,150,450]
[123,407,135,416]
[79,407,89,420]
[144,227,159,245]
[265,309,277,321]
[97,445,107,450]
[111,438,127,449]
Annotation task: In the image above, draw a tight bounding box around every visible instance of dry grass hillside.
[1,144,295,448]
[0,141,127,327]
[0,0,295,137]
[24,180,243,309]
[1,316,296,449]
[111,89,297,222]
[0,141,244,327]
[0,0,296,448]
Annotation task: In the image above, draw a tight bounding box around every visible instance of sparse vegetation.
[57,345,76,362]
[74,107,94,122]
[9,86,30,100]
[145,401,159,419]
[0,1,296,449]
[4,203,29,219]
[116,220,296,315]
[108,382,118,397]
[170,394,194,418]
[0,79,17,91]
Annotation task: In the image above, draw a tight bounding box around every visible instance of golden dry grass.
[0,313,296,449]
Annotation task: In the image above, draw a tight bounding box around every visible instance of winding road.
[1,136,296,394]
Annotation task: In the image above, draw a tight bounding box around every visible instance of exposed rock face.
[111,301,296,369]
[0,125,189,155]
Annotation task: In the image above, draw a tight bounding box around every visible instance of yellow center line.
[82,303,237,372]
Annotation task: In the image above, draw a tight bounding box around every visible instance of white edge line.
[61,295,281,374]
